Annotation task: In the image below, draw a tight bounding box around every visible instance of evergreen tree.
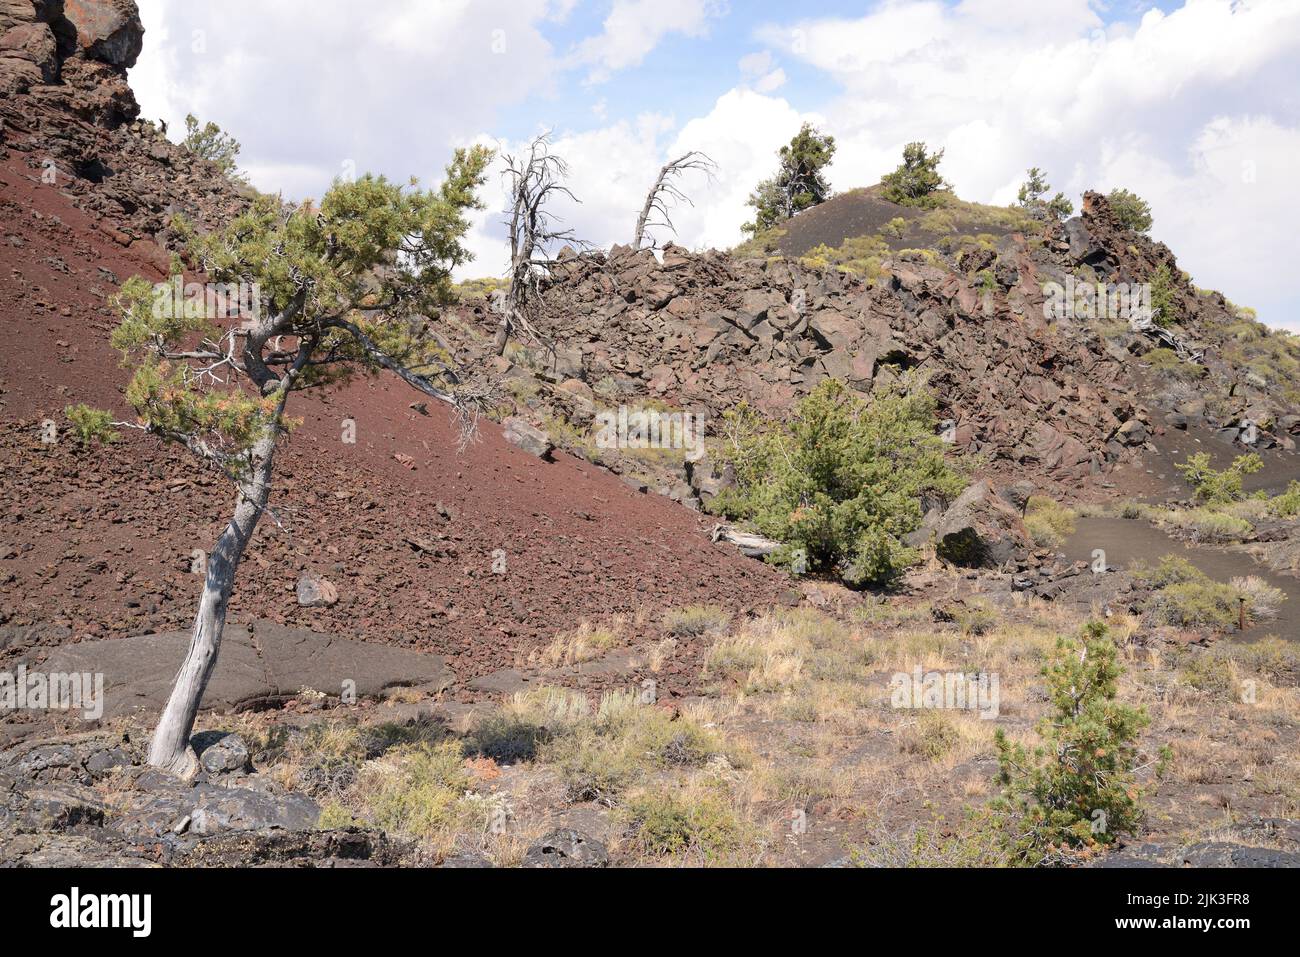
[100,147,493,775]
[182,114,245,182]
[880,141,949,207]
[1016,167,1073,222]
[743,123,836,235]
[1107,187,1154,233]
[713,376,965,587]
[995,622,1152,861]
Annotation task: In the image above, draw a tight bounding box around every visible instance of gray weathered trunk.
[633,177,661,249]
[146,426,278,777]
[492,311,511,356]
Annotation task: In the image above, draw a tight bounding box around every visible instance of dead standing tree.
[632,151,717,250]
[493,134,585,356]
[102,149,494,777]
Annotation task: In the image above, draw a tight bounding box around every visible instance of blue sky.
[132,1,1300,329]
[493,0,1190,139]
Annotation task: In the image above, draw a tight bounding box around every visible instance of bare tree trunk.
[633,165,669,249]
[147,425,278,777]
[633,152,716,249]
[492,311,512,357]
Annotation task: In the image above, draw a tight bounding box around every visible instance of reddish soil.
[0,152,794,698]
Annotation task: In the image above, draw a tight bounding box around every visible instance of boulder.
[686,457,730,504]
[1063,218,1107,269]
[61,0,144,69]
[523,828,609,868]
[296,573,339,608]
[997,480,1036,514]
[195,732,251,775]
[502,417,555,460]
[12,785,105,831]
[927,480,1032,568]
[738,289,785,329]
[188,785,320,837]
[0,21,57,92]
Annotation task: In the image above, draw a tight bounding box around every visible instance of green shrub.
[1158,580,1240,629]
[1141,555,1202,588]
[994,622,1149,861]
[451,276,509,301]
[316,801,357,830]
[1178,653,1238,700]
[1137,556,1246,631]
[1107,188,1153,233]
[1269,481,1300,518]
[1023,496,1077,547]
[361,740,470,841]
[619,787,748,862]
[1142,347,1204,381]
[880,142,949,207]
[712,377,965,587]
[1159,507,1253,543]
[797,233,889,282]
[64,404,118,446]
[1150,263,1178,327]
[1176,452,1263,505]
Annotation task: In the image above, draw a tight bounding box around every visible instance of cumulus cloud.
[568,0,728,84]
[460,90,811,278]
[131,0,564,199]
[738,50,787,93]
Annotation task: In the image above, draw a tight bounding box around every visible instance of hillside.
[0,0,800,700]
[1,0,1299,872]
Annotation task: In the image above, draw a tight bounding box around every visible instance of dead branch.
[634,151,717,250]
[495,133,588,357]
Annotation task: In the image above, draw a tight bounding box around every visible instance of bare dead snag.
[633,151,717,250]
[494,134,587,357]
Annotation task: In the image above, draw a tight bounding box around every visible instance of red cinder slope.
[0,153,793,698]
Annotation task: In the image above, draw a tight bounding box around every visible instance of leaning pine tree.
[103,147,494,776]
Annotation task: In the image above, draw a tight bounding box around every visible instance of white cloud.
[569,0,727,84]
[457,89,811,278]
[1097,114,1300,323]
[131,0,561,201]
[739,50,786,93]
